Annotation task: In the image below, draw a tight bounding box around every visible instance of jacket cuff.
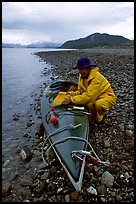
[71,97,75,103]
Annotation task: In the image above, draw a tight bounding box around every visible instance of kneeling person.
[62,58,117,123]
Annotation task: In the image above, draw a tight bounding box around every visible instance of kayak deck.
[41,80,89,191]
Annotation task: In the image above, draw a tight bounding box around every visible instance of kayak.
[41,80,89,191]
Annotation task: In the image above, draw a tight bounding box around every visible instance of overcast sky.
[2,2,134,45]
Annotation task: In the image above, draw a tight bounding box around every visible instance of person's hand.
[62,97,72,105]
[68,85,78,92]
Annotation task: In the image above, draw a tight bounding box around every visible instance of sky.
[2,2,134,45]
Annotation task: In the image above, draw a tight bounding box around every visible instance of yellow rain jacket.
[70,67,117,122]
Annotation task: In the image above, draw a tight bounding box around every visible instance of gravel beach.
[2,48,134,202]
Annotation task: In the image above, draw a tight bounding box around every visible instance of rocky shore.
[2,48,134,202]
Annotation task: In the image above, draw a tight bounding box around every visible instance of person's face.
[79,67,90,79]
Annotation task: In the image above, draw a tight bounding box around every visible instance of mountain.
[2,42,62,48]
[58,33,133,49]
[2,43,25,48]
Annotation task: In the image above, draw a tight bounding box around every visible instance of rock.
[13,113,20,121]
[124,141,134,151]
[19,174,33,187]
[87,186,97,195]
[118,123,125,131]
[3,159,10,168]
[2,182,12,197]
[103,138,111,148]
[126,124,134,131]
[101,171,114,187]
[70,191,79,201]
[37,162,48,170]
[40,171,50,180]
[20,147,33,160]
[97,184,107,196]
[116,195,122,201]
[23,200,30,202]
[124,130,133,140]
[36,123,45,136]
[65,194,70,202]
[19,187,31,199]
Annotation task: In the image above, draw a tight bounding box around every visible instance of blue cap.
[73,58,95,69]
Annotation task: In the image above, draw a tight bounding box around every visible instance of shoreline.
[2,48,134,202]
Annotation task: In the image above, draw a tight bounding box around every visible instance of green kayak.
[41,80,89,191]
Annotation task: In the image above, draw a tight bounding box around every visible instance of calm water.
[2,48,47,126]
[2,48,60,154]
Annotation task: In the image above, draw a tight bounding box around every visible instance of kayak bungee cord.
[41,123,82,164]
[41,123,110,167]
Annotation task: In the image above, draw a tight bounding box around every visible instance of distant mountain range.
[3,33,134,49]
[2,42,62,48]
[58,33,134,49]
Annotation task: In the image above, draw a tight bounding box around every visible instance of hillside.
[58,33,133,49]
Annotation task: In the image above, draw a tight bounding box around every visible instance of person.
[62,57,117,124]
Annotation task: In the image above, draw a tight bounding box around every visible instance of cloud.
[2,2,134,44]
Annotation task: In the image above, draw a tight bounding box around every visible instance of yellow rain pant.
[86,91,117,122]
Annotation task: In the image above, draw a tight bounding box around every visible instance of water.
[2,48,60,157]
[3,49,46,125]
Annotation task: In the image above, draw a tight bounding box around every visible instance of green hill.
[58,32,133,49]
